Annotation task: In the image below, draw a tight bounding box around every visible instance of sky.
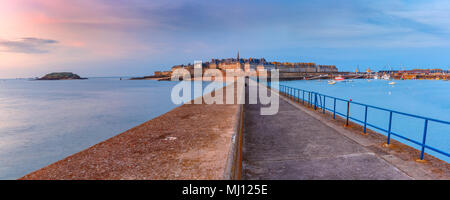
[1,0,450,78]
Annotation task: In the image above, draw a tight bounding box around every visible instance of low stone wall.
[20,83,243,180]
[223,104,244,180]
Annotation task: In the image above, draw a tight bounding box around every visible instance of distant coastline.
[129,75,170,81]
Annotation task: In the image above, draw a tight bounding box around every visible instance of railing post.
[292,88,295,101]
[314,93,317,110]
[309,92,311,107]
[302,90,305,104]
[333,98,336,119]
[345,100,350,126]
[363,106,368,134]
[306,91,309,106]
[294,89,297,102]
[291,88,293,100]
[287,87,289,98]
[290,87,292,100]
[323,96,326,114]
[291,88,295,100]
[318,94,322,108]
[420,119,429,160]
[287,86,289,98]
[307,92,309,106]
[289,87,291,99]
[387,111,393,145]
[289,87,292,99]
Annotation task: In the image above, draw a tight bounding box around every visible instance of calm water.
[280,79,450,162]
[0,78,223,179]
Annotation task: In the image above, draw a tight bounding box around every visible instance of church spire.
[237,50,239,62]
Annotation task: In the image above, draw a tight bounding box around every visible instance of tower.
[236,50,242,70]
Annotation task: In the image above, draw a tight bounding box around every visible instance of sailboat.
[388,74,396,85]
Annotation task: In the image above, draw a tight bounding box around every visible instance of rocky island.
[37,72,87,80]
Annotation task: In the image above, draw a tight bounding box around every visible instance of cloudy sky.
[1,0,450,78]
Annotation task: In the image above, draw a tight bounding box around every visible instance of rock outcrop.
[37,72,86,80]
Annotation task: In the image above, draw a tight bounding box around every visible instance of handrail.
[271,83,450,161]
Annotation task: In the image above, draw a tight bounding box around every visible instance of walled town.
[132,52,449,81]
[131,51,338,80]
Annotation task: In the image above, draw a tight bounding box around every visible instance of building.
[154,71,171,77]
[168,51,339,75]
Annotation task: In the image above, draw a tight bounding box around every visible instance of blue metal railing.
[273,84,450,161]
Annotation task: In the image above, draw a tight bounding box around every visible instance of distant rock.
[129,75,171,81]
[37,72,87,80]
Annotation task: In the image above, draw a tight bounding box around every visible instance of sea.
[0,77,224,179]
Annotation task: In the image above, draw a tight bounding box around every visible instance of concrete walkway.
[242,87,411,180]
